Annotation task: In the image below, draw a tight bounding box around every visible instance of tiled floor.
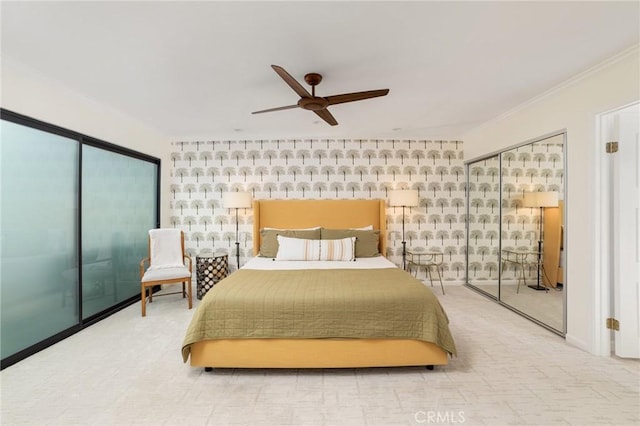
[1,285,638,425]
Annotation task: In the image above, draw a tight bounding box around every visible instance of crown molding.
[463,44,640,136]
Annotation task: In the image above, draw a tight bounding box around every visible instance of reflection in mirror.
[499,133,564,332]
[466,155,500,299]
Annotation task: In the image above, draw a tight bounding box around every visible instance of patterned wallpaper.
[169,138,466,281]
[467,137,564,282]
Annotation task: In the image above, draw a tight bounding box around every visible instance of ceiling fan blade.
[325,89,389,106]
[252,104,299,114]
[271,65,312,98]
[313,108,338,126]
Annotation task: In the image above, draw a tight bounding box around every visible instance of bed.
[182,199,456,369]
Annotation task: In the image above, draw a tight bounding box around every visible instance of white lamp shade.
[223,191,252,209]
[388,189,419,207]
[523,191,558,208]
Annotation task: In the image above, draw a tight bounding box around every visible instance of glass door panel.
[81,145,158,318]
[466,155,501,298]
[1,120,79,359]
[499,134,565,332]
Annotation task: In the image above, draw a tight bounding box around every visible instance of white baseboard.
[565,333,590,353]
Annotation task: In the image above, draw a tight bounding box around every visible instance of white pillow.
[275,236,321,261]
[319,237,356,261]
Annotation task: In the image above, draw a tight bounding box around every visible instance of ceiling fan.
[252,65,389,126]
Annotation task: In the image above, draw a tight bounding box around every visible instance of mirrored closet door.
[466,154,500,299]
[465,132,566,335]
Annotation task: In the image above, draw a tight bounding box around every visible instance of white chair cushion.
[142,266,191,282]
[149,229,184,268]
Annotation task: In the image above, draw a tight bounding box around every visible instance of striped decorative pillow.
[260,228,320,258]
[275,236,320,261]
[319,237,356,261]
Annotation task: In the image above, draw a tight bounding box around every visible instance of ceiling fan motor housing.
[298,97,329,111]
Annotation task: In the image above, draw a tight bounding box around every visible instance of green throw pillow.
[320,229,380,258]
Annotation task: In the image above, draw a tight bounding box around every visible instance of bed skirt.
[189,338,448,369]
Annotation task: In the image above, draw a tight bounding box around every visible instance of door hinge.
[605,141,618,153]
[606,317,620,331]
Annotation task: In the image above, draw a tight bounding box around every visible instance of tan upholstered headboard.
[252,199,387,256]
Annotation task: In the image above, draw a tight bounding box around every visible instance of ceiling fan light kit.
[252,65,389,126]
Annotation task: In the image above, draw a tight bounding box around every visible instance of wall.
[169,138,466,280]
[462,47,640,354]
[0,59,172,224]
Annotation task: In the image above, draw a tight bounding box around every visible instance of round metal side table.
[196,253,228,299]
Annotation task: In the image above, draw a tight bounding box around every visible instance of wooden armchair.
[139,229,192,317]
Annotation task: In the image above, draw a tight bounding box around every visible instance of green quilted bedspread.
[181,268,457,361]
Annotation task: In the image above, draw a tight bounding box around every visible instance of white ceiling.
[2,1,639,141]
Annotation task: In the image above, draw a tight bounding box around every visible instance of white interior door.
[613,105,640,358]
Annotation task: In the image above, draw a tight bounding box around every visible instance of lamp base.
[401,240,407,271]
[527,285,548,291]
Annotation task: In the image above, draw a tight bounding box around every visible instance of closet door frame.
[464,130,567,337]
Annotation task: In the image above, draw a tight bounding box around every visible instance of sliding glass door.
[1,110,160,367]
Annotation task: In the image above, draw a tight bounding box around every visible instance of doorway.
[598,101,640,358]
